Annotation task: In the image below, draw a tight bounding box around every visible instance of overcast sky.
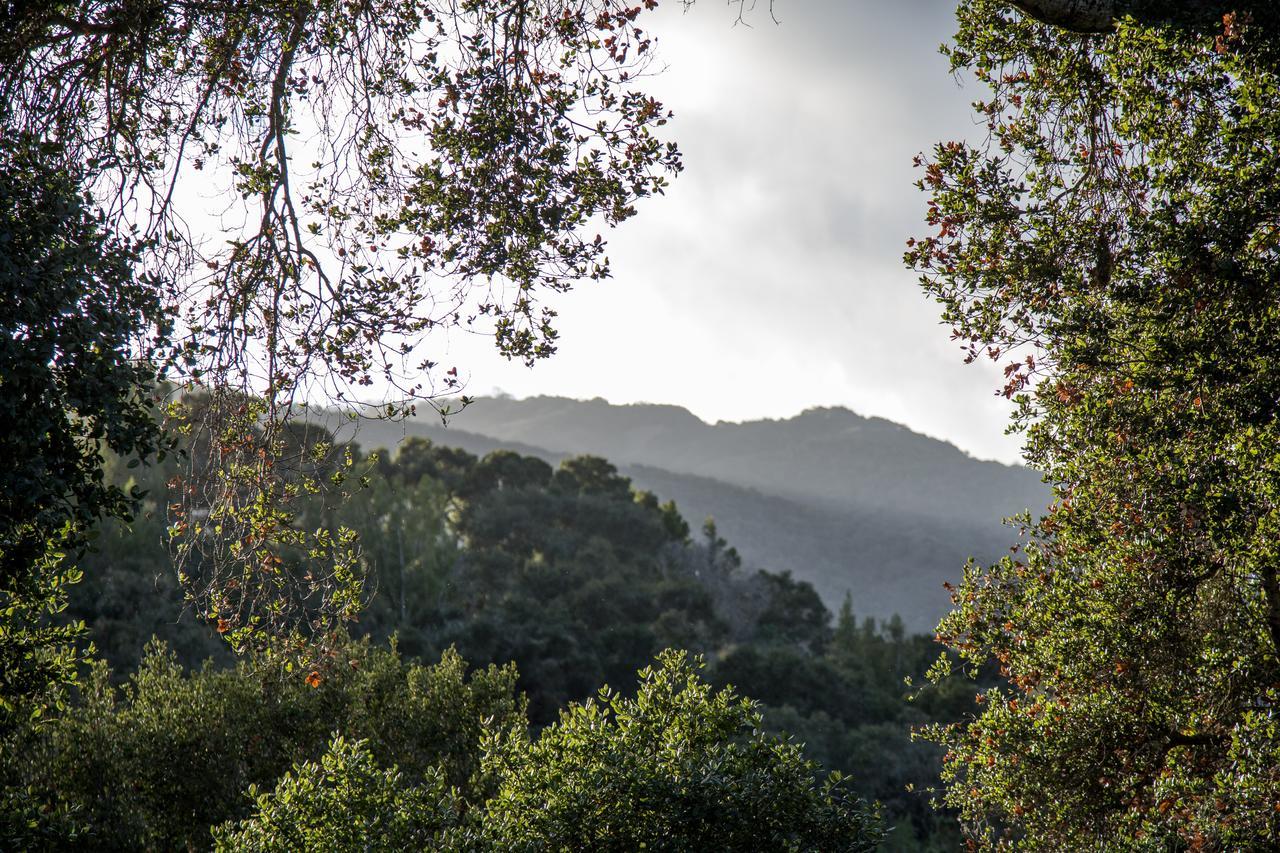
[437,0,1026,464]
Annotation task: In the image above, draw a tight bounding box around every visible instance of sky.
[432,0,1027,464]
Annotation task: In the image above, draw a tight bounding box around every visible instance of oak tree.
[1,0,682,658]
[911,1,1280,846]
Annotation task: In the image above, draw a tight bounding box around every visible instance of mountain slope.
[398,396,1046,527]
[346,397,1048,631]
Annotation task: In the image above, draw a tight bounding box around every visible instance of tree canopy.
[0,134,169,724]
[911,0,1280,846]
[3,0,679,382]
[0,0,685,663]
[3,638,888,850]
[470,650,883,852]
[28,434,976,848]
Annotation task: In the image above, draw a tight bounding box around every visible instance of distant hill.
[346,397,1050,632]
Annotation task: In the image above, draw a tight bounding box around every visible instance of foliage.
[51,436,977,847]
[2,638,521,851]
[4,643,889,851]
[434,448,724,721]
[67,438,825,702]
[1,0,685,656]
[211,735,459,853]
[909,1,1280,846]
[714,598,987,851]
[164,395,374,662]
[0,135,168,726]
[473,649,883,852]
[60,447,231,672]
[326,463,456,658]
[3,0,680,374]
[300,439,794,723]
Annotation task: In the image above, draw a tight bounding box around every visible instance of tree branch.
[1009,0,1243,33]
[1009,0,1120,32]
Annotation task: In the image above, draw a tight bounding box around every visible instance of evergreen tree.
[911,2,1280,845]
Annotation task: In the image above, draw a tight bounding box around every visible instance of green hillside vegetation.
[8,432,992,850]
[4,638,882,852]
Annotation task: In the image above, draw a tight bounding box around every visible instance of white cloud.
[443,0,1027,464]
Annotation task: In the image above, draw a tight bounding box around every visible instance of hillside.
[347,397,1050,631]
[387,397,1047,524]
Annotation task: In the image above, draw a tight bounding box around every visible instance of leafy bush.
[474,650,883,852]
[3,639,520,851]
[212,736,459,852]
[188,651,884,852]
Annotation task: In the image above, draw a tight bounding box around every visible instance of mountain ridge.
[344,395,1049,631]
[388,396,1046,525]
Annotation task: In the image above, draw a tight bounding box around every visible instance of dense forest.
[6,432,985,849]
[350,395,1049,632]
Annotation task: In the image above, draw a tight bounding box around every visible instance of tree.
[326,470,456,659]
[0,135,169,725]
[10,435,966,845]
[208,652,883,851]
[2,0,679,382]
[4,638,522,849]
[434,451,726,722]
[472,650,884,851]
[211,736,459,853]
[0,0,683,658]
[911,0,1280,846]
